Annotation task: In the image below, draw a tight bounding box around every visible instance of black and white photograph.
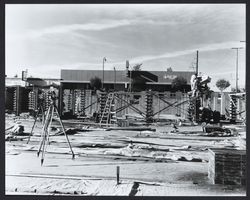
[4,3,246,196]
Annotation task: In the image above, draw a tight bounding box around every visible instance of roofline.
[61,69,194,73]
[60,80,191,85]
[61,80,128,84]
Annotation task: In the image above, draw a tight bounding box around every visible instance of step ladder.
[99,93,117,126]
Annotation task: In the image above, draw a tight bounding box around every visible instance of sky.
[5,4,246,91]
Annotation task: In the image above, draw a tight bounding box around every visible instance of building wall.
[5,82,245,122]
[60,89,246,121]
[62,90,190,119]
[61,70,129,83]
[61,69,194,85]
[208,148,246,185]
[5,86,30,115]
[210,92,245,118]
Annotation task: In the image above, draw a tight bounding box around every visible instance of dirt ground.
[5,115,246,196]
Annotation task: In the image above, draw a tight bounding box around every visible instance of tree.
[171,76,187,91]
[216,79,230,92]
[132,63,142,71]
[90,76,102,91]
[129,63,143,91]
[216,79,230,114]
[167,67,173,72]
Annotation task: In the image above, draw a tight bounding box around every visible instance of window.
[170,93,176,98]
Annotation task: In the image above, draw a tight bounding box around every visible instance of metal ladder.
[99,92,117,126]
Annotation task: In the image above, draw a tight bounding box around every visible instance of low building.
[60,69,193,92]
[58,69,193,117]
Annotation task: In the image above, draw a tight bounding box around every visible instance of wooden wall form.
[62,90,191,119]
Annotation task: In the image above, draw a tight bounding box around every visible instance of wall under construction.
[208,148,246,185]
[61,90,191,119]
[61,90,245,121]
[5,85,245,123]
[5,86,59,116]
[5,86,30,115]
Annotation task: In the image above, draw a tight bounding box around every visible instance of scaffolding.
[228,93,246,124]
[96,91,190,126]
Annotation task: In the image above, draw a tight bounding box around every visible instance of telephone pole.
[102,57,107,89]
[194,50,199,123]
[231,47,243,93]
[196,50,199,75]
[113,66,116,91]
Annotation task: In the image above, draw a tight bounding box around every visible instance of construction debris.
[105,127,156,132]
[203,125,238,137]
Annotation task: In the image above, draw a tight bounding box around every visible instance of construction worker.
[190,73,198,97]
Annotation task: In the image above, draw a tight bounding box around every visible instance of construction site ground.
[5,115,246,196]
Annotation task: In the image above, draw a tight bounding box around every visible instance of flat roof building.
[61,69,193,92]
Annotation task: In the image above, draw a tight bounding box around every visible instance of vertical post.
[236,49,238,93]
[158,92,160,120]
[102,59,104,89]
[232,47,243,93]
[220,92,223,114]
[125,93,128,115]
[130,69,133,92]
[90,90,93,115]
[114,67,116,91]
[194,50,199,122]
[213,94,216,111]
[116,166,120,185]
[58,84,63,116]
[102,57,106,89]
[196,50,199,75]
[230,94,237,123]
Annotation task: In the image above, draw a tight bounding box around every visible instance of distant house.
[5,77,26,87]
[5,77,61,87]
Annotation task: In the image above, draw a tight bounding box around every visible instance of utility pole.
[114,66,116,91]
[194,50,199,122]
[102,57,107,89]
[196,50,199,75]
[232,47,243,93]
[130,69,132,92]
